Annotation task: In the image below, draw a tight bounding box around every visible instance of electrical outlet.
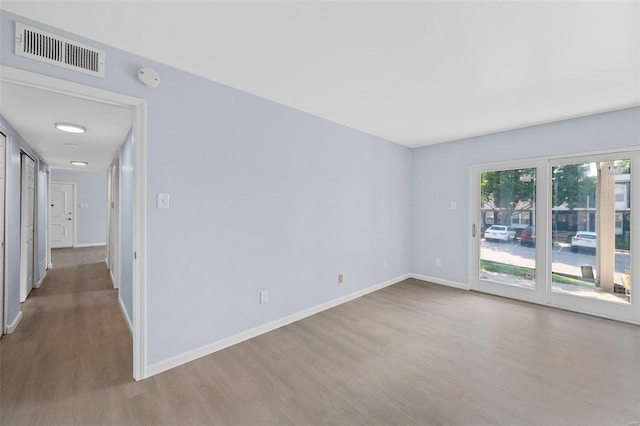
[338,274,343,284]
[435,258,442,267]
[157,193,170,209]
[450,201,457,210]
[384,259,388,269]
[260,290,268,304]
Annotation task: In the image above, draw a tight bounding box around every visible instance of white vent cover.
[14,22,105,78]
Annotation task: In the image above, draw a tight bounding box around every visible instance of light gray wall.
[0,114,48,326]
[1,11,413,364]
[50,169,107,246]
[412,107,640,285]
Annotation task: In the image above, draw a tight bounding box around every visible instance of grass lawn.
[480,260,595,288]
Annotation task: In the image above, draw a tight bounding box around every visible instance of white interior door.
[50,182,75,249]
[20,154,35,303]
[0,132,6,333]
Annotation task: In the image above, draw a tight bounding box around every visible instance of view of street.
[480,239,630,284]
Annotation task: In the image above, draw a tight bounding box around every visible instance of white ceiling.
[1,1,639,148]
[0,81,133,171]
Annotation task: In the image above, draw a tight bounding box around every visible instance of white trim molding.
[1,66,148,381]
[109,268,118,289]
[119,295,133,335]
[74,242,106,248]
[6,310,23,334]
[145,273,411,378]
[409,273,470,291]
[35,270,47,289]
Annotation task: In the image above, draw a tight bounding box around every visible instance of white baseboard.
[110,269,118,289]
[48,263,53,269]
[409,273,470,291]
[145,273,411,378]
[74,242,106,248]
[38,258,47,284]
[35,270,48,289]
[6,310,23,334]
[119,295,132,335]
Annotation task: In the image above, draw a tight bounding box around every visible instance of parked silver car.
[571,232,597,252]
[484,225,516,242]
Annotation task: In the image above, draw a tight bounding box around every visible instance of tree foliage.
[618,159,631,175]
[481,163,597,226]
[552,164,595,209]
[481,168,535,225]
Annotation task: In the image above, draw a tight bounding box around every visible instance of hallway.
[1,247,132,424]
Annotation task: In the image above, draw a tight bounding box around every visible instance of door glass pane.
[480,168,536,289]
[551,160,631,304]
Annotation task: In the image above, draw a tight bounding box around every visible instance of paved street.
[480,240,630,283]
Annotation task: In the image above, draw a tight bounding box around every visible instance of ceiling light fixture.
[55,123,86,133]
[64,143,80,148]
[70,161,88,166]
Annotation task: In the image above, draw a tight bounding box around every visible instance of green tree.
[552,164,595,209]
[481,168,535,225]
[618,159,631,175]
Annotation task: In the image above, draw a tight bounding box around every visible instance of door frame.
[19,151,36,303]
[1,65,148,380]
[50,181,77,249]
[546,150,640,324]
[0,131,7,335]
[106,161,121,289]
[469,147,640,325]
[469,159,549,305]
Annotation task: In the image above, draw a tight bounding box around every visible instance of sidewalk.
[480,271,629,304]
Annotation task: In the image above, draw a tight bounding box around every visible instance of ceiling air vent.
[14,22,105,78]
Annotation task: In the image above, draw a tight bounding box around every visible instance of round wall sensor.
[138,67,160,88]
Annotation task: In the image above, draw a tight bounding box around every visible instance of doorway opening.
[0,66,147,380]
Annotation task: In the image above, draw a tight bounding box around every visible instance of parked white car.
[484,225,516,242]
[571,232,597,252]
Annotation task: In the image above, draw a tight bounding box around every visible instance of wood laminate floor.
[1,252,639,425]
[51,245,108,269]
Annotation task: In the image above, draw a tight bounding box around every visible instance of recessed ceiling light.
[64,143,80,148]
[70,161,88,166]
[55,123,86,134]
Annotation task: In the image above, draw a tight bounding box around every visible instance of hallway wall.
[0,114,48,328]
[0,11,412,371]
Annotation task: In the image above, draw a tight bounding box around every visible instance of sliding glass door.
[548,153,638,322]
[470,160,547,304]
[471,151,639,324]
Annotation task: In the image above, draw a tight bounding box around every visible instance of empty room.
[0,1,639,425]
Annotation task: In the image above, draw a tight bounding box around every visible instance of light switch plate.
[157,193,170,209]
